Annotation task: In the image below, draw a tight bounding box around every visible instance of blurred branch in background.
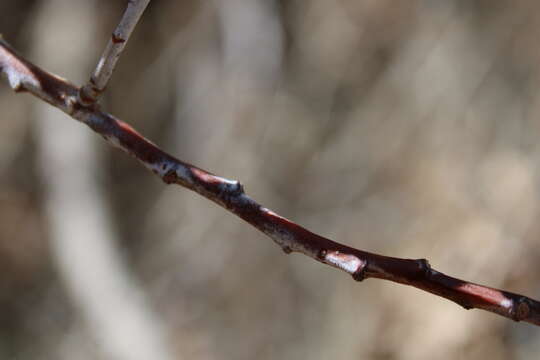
[31,1,173,359]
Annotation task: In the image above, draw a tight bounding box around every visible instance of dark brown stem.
[1,37,539,326]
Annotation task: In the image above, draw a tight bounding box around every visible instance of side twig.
[78,0,151,105]
[1,37,540,326]
[30,1,173,358]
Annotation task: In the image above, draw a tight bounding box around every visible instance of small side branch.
[1,38,540,326]
[79,0,151,104]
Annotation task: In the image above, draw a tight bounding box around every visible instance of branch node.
[163,169,178,184]
[415,258,432,279]
[317,249,327,261]
[78,84,102,106]
[511,297,531,322]
[12,82,24,92]
[352,260,368,282]
[229,181,244,196]
[111,32,126,44]
[282,246,292,254]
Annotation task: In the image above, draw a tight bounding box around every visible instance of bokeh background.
[2,0,540,359]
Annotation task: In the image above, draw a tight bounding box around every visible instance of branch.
[1,37,540,326]
[78,0,151,104]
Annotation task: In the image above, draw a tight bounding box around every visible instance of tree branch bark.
[1,37,539,326]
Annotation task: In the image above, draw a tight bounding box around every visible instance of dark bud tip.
[237,182,245,194]
[352,259,368,281]
[352,270,366,282]
[415,258,432,278]
[232,181,244,196]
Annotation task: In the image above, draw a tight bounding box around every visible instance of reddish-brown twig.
[1,37,539,326]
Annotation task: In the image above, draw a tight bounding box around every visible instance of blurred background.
[2,0,540,359]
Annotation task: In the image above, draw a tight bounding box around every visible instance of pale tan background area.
[1,0,540,359]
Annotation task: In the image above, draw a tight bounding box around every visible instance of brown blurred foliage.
[1,0,540,359]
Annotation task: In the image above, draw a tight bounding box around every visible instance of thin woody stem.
[1,38,540,326]
[78,0,151,104]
